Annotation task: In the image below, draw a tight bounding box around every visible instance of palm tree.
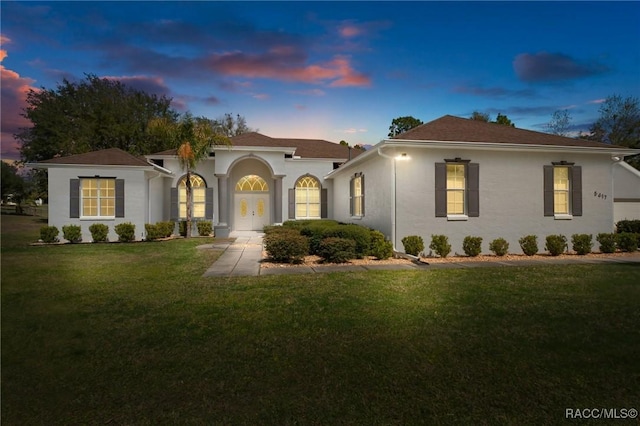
[148,113,229,237]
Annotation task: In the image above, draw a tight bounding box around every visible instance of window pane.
[82,179,98,198]
[554,167,569,190]
[446,165,465,189]
[354,177,362,196]
[296,204,308,217]
[554,192,569,214]
[308,204,320,218]
[447,190,464,214]
[83,198,97,216]
[193,188,205,203]
[101,198,115,216]
[308,188,320,203]
[193,204,205,218]
[353,197,362,216]
[179,203,186,218]
[100,179,115,197]
[179,188,187,203]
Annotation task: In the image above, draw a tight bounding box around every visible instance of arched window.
[178,174,206,218]
[295,176,321,219]
[235,175,269,192]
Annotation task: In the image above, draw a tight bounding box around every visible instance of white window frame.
[553,166,572,219]
[178,174,207,219]
[295,176,321,220]
[351,174,364,218]
[446,163,468,220]
[81,178,115,219]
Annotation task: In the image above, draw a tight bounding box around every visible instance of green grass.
[2,214,639,424]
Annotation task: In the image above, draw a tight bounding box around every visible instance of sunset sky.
[2,1,639,160]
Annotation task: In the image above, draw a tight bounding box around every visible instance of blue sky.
[2,1,639,160]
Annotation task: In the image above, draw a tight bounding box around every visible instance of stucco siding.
[332,154,393,240]
[47,166,149,242]
[392,148,616,255]
[612,162,640,222]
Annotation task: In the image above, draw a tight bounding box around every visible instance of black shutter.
[435,163,447,217]
[115,179,125,218]
[571,166,582,216]
[205,188,214,219]
[467,163,479,217]
[70,179,80,218]
[543,165,554,216]
[288,188,295,219]
[361,175,365,216]
[321,188,328,218]
[170,188,179,220]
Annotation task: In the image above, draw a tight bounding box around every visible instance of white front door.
[235,193,269,231]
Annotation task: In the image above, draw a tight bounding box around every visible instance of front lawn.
[2,214,639,424]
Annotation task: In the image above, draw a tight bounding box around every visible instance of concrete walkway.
[201,232,640,278]
[202,231,265,277]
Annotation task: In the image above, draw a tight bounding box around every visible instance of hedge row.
[400,233,639,257]
[265,221,394,264]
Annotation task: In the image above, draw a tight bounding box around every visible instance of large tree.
[494,113,515,127]
[147,114,229,237]
[213,113,256,137]
[588,95,640,168]
[588,95,640,147]
[470,111,490,122]
[17,74,178,163]
[546,110,572,136]
[388,116,423,137]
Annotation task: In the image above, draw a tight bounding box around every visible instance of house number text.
[593,191,607,200]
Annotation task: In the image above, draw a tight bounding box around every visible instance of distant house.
[31,115,639,253]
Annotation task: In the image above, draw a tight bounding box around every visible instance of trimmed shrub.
[596,233,617,253]
[318,237,356,263]
[489,238,509,256]
[89,223,109,242]
[370,230,394,260]
[40,226,59,243]
[264,228,309,263]
[401,235,424,256]
[519,235,538,256]
[462,236,483,257]
[197,221,213,236]
[616,219,640,234]
[429,234,451,258]
[545,235,567,256]
[616,232,638,252]
[571,234,593,255]
[284,219,339,230]
[115,222,136,243]
[324,224,371,258]
[145,224,161,241]
[62,225,82,243]
[300,222,340,254]
[157,222,175,238]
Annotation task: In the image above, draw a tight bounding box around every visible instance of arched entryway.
[234,174,270,230]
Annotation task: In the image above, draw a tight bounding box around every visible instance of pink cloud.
[203,47,370,87]
[1,37,37,160]
[339,25,362,38]
[588,98,606,104]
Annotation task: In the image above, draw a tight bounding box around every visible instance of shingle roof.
[39,148,151,166]
[149,132,362,159]
[394,115,623,149]
[230,132,361,159]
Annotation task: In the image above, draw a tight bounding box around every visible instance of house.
[31,134,360,241]
[31,115,639,254]
[326,115,640,254]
